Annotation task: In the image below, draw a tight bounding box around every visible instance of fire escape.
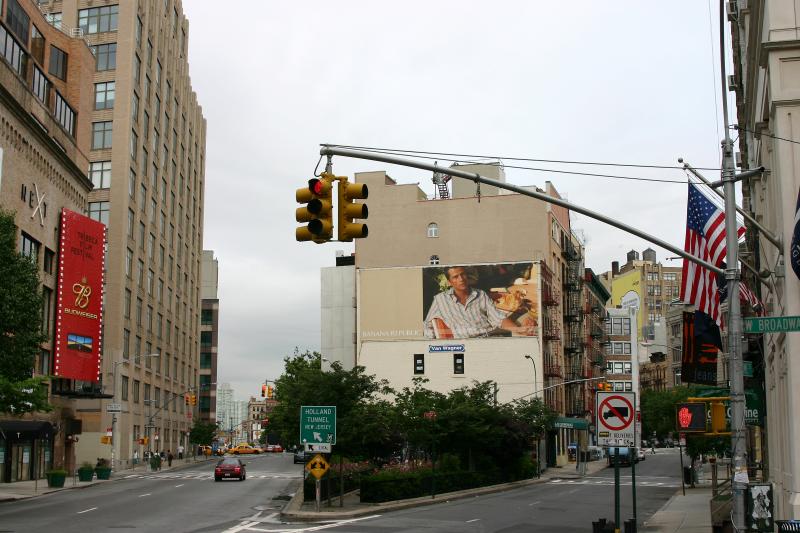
[541,263,562,414]
[562,239,585,418]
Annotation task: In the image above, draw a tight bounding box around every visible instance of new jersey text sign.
[300,406,336,445]
[596,391,636,446]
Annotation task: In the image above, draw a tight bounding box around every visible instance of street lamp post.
[524,354,541,475]
[524,355,538,397]
[109,353,159,471]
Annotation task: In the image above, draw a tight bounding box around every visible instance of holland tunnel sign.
[300,406,337,445]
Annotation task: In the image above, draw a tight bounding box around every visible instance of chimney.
[612,261,620,277]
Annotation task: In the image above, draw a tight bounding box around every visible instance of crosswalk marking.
[547,478,678,488]
[124,471,301,481]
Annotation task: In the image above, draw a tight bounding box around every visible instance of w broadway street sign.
[744,315,800,334]
[300,406,336,445]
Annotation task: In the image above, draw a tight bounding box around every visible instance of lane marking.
[175,484,184,488]
[77,507,97,514]
[227,514,382,532]
[138,493,151,497]
[466,518,480,523]
[528,500,541,506]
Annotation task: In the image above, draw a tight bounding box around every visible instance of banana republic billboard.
[360,262,539,341]
[54,209,106,382]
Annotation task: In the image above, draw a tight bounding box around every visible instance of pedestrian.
[133,450,139,466]
[167,450,173,467]
[177,444,184,460]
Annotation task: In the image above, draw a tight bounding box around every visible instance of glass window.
[123,329,130,359]
[200,331,212,348]
[131,92,139,122]
[6,0,29,44]
[39,349,50,376]
[201,309,213,325]
[427,223,438,238]
[133,380,140,403]
[30,25,44,64]
[31,65,49,103]
[48,45,67,80]
[89,161,112,188]
[130,130,138,159]
[88,201,109,225]
[129,168,136,197]
[92,122,113,149]
[200,352,212,369]
[94,81,115,110]
[124,289,131,319]
[43,248,54,275]
[44,12,62,29]
[41,287,52,335]
[453,353,465,375]
[414,354,424,375]
[135,16,142,47]
[79,5,119,34]
[125,248,133,277]
[121,376,129,401]
[93,43,117,71]
[623,362,632,374]
[20,233,40,263]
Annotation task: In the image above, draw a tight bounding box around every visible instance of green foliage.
[359,467,506,503]
[258,429,267,445]
[686,434,728,461]
[640,386,697,440]
[188,419,218,446]
[0,209,50,415]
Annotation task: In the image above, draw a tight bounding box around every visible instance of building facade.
[727,1,799,517]
[199,250,218,424]
[321,164,603,466]
[604,249,682,342]
[0,0,96,482]
[35,0,207,467]
[604,307,640,449]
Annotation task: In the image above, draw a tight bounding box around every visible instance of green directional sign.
[300,405,336,445]
[744,315,800,334]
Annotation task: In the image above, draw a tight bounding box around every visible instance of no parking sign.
[596,391,636,446]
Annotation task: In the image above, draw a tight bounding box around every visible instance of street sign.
[305,443,332,453]
[106,403,122,413]
[679,433,687,446]
[305,453,330,480]
[744,315,800,334]
[596,392,636,446]
[300,406,336,445]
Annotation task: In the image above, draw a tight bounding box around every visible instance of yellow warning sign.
[305,453,330,480]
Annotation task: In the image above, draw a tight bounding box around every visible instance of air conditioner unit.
[728,74,738,91]
[726,1,738,20]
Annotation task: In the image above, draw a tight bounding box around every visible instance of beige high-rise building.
[36,0,207,466]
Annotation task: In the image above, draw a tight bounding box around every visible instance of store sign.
[53,209,106,382]
[429,344,465,352]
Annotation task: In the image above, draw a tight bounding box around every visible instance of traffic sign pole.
[614,448,620,533]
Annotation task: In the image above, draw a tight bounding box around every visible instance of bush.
[438,453,461,472]
[359,467,507,503]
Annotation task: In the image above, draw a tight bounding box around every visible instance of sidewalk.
[281,459,609,521]
[0,455,216,503]
[640,461,716,533]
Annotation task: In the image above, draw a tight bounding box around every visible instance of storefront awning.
[552,417,589,430]
[0,420,55,439]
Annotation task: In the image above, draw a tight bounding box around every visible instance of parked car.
[636,448,646,462]
[293,449,310,464]
[271,444,283,453]
[214,458,246,481]
[229,444,259,455]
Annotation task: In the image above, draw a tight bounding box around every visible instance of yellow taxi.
[199,445,213,456]
[229,444,260,455]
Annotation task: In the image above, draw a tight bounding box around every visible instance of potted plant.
[45,469,67,488]
[77,462,94,482]
[95,458,112,479]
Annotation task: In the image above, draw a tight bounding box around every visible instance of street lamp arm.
[507,376,607,404]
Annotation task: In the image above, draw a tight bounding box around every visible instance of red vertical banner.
[54,208,106,382]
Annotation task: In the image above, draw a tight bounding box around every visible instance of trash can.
[683,466,692,485]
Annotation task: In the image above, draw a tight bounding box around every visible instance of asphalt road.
[0,452,303,533]
[0,448,687,532]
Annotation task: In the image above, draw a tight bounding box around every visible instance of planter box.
[95,467,111,480]
[78,468,94,482]
[46,472,66,488]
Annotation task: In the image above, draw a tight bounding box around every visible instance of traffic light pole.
[717,2,746,527]
[319,146,724,278]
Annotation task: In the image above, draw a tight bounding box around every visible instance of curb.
[281,475,552,521]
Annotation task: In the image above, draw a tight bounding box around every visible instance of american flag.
[680,184,745,324]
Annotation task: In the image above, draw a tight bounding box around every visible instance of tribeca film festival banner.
[359,262,539,341]
[54,208,106,382]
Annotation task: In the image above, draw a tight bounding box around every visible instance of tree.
[0,209,50,415]
[188,419,217,446]
[268,349,395,459]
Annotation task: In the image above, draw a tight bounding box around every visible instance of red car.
[271,444,283,453]
[214,457,246,481]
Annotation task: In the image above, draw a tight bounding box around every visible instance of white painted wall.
[321,265,356,370]
[359,337,541,403]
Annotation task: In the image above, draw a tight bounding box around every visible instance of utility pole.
[718,1,746,527]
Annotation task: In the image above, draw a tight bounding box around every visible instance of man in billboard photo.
[423,266,535,339]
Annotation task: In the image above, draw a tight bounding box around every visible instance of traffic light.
[261,384,267,397]
[709,402,727,433]
[296,175,334,242]
[190,394,197,406]
[184,394,190,405]
[337,177,368,241]
[266,386,274,399]
[596,381,612,391]
[676,402,707,432]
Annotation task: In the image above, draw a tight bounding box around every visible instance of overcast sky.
[181,1,733,401]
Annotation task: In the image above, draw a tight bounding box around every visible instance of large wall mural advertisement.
[54,208,106,382]
[422,263,538,339]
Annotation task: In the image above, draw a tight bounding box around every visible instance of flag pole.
[718,1,747,529]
